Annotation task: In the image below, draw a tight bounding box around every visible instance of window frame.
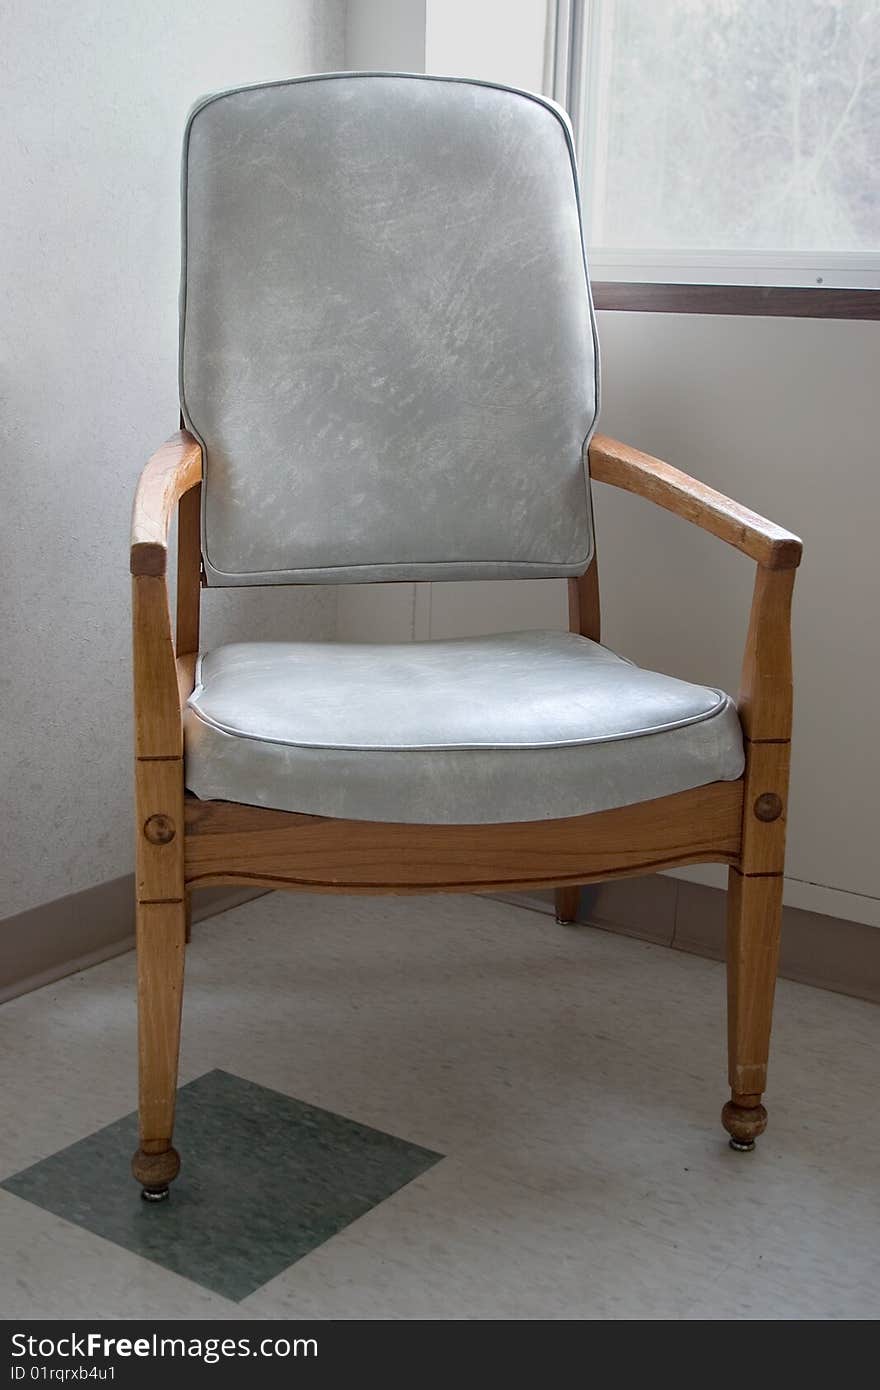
[549,0,880,318]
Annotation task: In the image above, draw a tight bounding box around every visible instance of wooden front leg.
[132,900,186,1197]
[131,747,187,1198]
[723,870,785,1148]
[723,566,795,1150]
[130,432,199,1197]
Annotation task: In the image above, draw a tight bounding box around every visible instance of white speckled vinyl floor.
[1,891,878,1320]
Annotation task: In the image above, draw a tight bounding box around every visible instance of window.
[550,0,880,297]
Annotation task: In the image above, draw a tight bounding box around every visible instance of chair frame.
[130,428,801,1198]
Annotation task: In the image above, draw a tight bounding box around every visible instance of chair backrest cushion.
[180,73,599,585]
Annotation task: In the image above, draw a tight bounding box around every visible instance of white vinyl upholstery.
[183,632,744,824]
[181,73,598,585]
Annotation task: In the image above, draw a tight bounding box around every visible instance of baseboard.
[490,877,880,1005]
[665,863,880,929]
[0,878,265,1004]
[7,873,877,1008]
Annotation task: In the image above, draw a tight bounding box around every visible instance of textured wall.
[0,1,344,918]
[594,311,880,925]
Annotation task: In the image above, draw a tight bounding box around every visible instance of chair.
[130,73,802,1201]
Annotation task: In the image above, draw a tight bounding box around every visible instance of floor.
[1,890,878,1320]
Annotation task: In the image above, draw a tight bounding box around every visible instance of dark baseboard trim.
[0,878,265,1004]
[491,877,880,1006]
[592,281,880,320]
[6,874,877,1008]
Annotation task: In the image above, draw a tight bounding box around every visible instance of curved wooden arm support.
[132,431,203,760]
[130,430,203,577]
[588,434,803,571]
[587,436,803,1128]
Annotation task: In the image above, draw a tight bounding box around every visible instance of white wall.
[595,311,880,925]
[0,1,344,919]
[346,0,426,70]
[426,0,547,89]
[342,0,880,926]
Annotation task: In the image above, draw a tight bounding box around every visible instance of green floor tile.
[2,1069,442,1301]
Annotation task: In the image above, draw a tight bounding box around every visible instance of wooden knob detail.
[144,814,176,844]
[131,1145,181,1188]
[753,792,783,822]
[722,1100,768,1146]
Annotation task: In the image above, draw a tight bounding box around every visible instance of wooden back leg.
[554,886,581,925]
[554,553,601,928]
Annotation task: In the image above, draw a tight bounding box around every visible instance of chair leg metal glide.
[728,1137,756,1153]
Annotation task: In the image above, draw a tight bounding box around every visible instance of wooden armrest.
[130,430,203,577]
[589,434,803,570]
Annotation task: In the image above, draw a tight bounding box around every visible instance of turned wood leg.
[722,866,784,1151]
[184,889,192,944]
[554,886,581,925]
[132,900,186,1199]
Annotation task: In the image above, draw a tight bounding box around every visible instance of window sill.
[592,283,880,320]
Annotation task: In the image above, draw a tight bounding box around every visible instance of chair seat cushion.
[184,631,744,824]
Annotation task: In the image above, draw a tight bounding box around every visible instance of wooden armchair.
[130,74,801,1202]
